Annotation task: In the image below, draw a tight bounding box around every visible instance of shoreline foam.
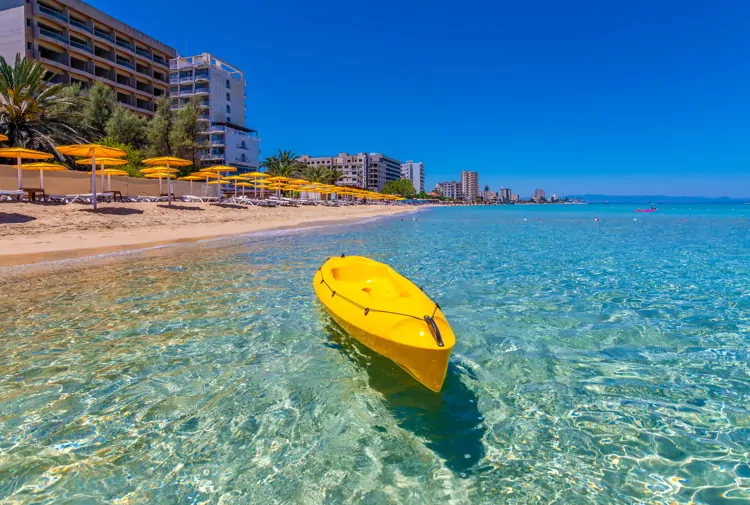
[0,202,417,267]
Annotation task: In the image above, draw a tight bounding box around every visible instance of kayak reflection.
[322,317,486,475]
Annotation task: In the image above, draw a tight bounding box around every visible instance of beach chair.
[0,189,23,201]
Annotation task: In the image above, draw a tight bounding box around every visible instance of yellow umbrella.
[201,165,237,173]
[140,167,178,174]
[21,162,66,190]
[266,176,291,182]
[207,179,231,185]
[76,157,128,193]
[0,134,7,142]
[245,171,266,177]
[99,169,128,191]
[235,181,255,195]
[143,171,173,193]
[143,156,191,204]
[57,144,126,209]
[0,147,54,190]
[179,174,210,195]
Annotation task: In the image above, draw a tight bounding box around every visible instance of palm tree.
[323,166,342,185]
[0,54,86,151]
[261,149,305,178]
[302,165,327,182]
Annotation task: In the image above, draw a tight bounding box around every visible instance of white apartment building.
[0,0,175,115]
[499,187,512,202]
[435,181,461,199]
[460,171,479,201]
[297,152,368,188]
[170,53,259,172]
[297,152,402,191]
[400,160,425,193]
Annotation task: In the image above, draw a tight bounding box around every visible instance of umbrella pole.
[100,164,105,193]
[167,163,172,206]
[16,156,21,190]
[39,169,44,190]
[190,180,193,195]
[91,153,97,210]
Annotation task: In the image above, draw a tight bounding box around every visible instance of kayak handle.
[424,316,444,347]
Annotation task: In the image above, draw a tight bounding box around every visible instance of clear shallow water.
[0,204,748,504]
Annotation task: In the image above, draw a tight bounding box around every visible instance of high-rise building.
[499,187,512,202]
[481,185,497,202]
[170,53,259,172]
[460,171,479,201]
[400,161,425,193]
[297,153,367,188]
[0,0,175,116]
[435,181,461,199]
[368,153,401,192]
[533,188,546,202]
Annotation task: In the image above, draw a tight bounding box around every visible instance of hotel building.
[297,153,368,188]
[297,152,402,191]
[170,53,259,172]
[400,160,425,193]
[499,187,512,202]
[368,153,401,192]
[435,181,461,199]
[533,188,546,202]
[460,170,479,201]
[0,0,175,115]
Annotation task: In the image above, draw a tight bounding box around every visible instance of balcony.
[179,74,193,82]
[38,26,67,45]
[116,58,134,70]
[179,89,193,96]
[153,55,166,66]
[38,4,67,23]
[194,86,209,94]
[94,28,114,43]
[69,17,91,33]
[194,71,209,81]
[135,47,151,59]
[69,39,92,54]
[209,124,226,132]
[116,38,133,52]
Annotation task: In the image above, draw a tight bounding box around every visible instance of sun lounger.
[0,189,24,201]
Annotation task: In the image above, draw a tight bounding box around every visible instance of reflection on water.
[0,205,748,504]
[322,317,486,474]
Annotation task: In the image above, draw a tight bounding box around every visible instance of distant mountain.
[565,194,750,204]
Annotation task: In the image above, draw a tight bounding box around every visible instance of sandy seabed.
[0,202,415,266]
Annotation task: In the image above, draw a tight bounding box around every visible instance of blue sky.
[92,0,750,197]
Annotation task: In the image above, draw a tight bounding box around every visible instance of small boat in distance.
[636,207,657,213]
[313,255,456,392]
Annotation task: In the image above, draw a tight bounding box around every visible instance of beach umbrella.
[0,147,54,190]
[76,157,128,193]
[142,156,191,206]
[0,134,7,141]
[56,144,126,209]
[179,174,210,195]
[21,162,66,190]
[235,181,254,195]
[223,175,250,195]
[99,169,128,192]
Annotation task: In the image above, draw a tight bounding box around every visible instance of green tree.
[100,137,144,177]
[416,191,429,199]
[146,96,174,158]
[322,166,342,185]
[261,149,305,177]
[0,54,86,151]
[169,96,202,171]
[82,81,114,137]
[105,106,147,149]
[381,178,416,197]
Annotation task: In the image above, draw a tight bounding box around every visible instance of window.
[240,153,246,162]
[226,105,231,113]
[226,79,230,89]
[27,42,32,50]
[227,117,231,123]
[26,18,31,27]
[240,140,246,148]
[226,92,230,101]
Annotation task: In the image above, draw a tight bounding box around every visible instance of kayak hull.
[313,256,455,392]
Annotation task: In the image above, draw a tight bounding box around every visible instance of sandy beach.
[0,202,414,266]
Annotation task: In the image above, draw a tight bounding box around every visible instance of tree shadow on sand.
[321,317,486,475]
[78,207,144,215]
[0,212,36,224]
[156,204,204,211]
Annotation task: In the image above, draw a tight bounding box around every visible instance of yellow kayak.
[313,255,455,392]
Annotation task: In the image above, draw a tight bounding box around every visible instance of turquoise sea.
[0,204,748,504]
